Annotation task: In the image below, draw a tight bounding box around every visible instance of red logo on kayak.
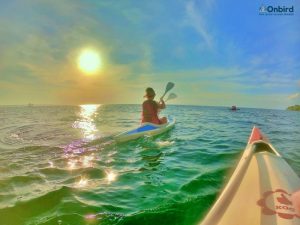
[257,189,300,219]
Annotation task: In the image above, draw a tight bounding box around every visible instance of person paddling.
[141,87,167,125]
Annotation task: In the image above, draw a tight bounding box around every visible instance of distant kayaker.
[141,87,167,124]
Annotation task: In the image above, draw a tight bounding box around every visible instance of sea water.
[0,105,299,225]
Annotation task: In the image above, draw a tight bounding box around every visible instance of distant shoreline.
[287,105,300,111]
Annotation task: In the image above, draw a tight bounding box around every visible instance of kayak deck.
[114,116,175,142]
[200,126,300,225]
[126,124,159,135]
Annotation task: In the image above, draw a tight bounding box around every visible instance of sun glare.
[105,170,117,183]
[78,49,102,74]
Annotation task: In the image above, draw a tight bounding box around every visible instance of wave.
[0,186,72,225]
[113,193,216,225]
[24,193,217,225]
[180,167,228,194]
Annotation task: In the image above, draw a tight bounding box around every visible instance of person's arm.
[292,189,300,215]
[157,98,166,109]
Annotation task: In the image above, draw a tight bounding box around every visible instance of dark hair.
[145,87,155,97]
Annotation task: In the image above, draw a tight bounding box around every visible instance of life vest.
[141,100,160,124]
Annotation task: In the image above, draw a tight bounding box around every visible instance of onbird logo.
[259,4,294,15]
[259,5,267,13]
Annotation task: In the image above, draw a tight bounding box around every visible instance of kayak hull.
[114,116,175,143]
[200,126,300,225]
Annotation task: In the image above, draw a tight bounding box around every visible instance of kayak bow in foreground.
[200,126,300,225]
[114,116,175,143]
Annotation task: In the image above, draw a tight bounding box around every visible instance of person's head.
[144,87,156,100]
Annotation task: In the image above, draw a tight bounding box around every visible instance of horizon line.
[0,103,288,110]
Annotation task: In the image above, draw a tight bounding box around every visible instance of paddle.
[161,82,175,100]
[165,93,177,102]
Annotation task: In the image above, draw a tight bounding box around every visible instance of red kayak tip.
[248,126,267,144]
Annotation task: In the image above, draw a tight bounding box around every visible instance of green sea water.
[0,105,299,225]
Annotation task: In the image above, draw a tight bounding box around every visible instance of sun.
[78,49,102,74]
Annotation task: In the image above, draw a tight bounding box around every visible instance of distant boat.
[230,105,240,111]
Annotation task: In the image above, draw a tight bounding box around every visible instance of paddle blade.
[161,82,175,99]
[165,93,177,102]
[165,82,175,93]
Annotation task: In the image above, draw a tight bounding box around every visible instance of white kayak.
[114,116,175,143]
[200,126,300,225]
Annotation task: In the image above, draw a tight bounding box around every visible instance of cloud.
[288,93,300,99]
[185,0,214,49]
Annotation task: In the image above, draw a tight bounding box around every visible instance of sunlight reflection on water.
[73,104,100,140]
[76,176,88,188]
[105,170,117,183]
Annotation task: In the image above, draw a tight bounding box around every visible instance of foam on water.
[156,140,175,147]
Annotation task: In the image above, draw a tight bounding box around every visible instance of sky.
[0,0,299,109]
